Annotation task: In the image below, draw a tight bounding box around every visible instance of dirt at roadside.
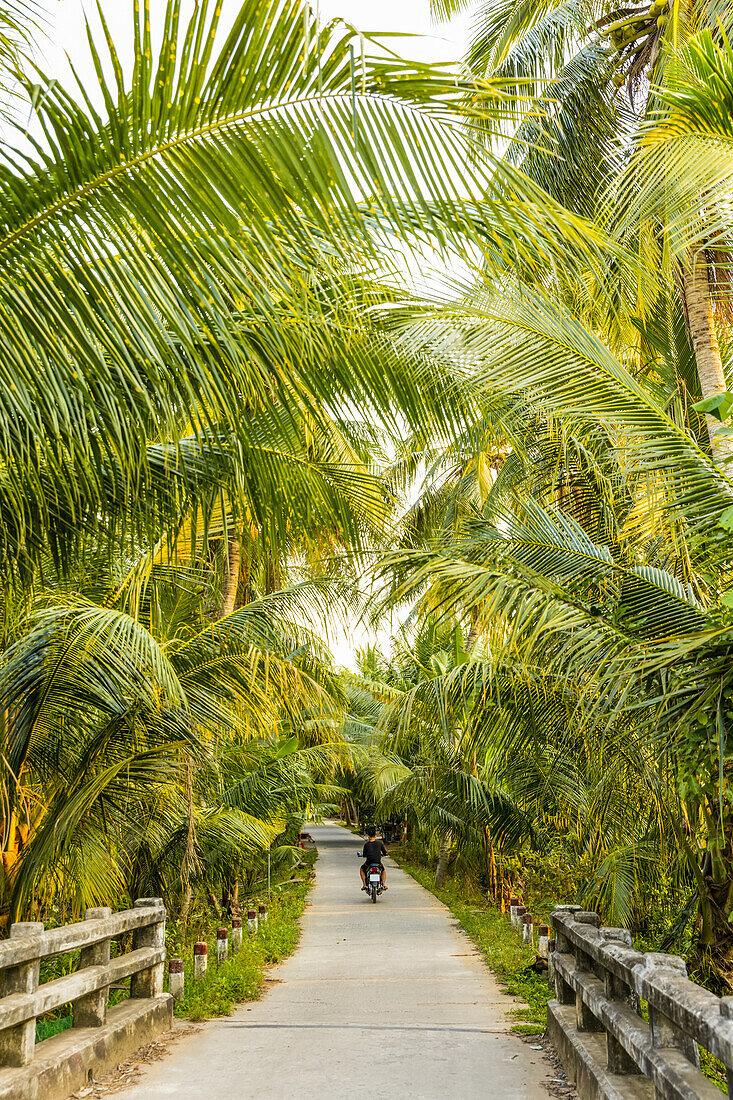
[69,1022,202,1098]
[518,1034,579,1098]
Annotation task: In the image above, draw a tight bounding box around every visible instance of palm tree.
[433,0,733,455]
[0,0,618,574]
[0,559,349,918]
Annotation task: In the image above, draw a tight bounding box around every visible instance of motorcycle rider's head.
[366,825,377,838]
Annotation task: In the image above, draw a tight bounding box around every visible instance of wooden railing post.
[130,898,165,998]
[601,927,640,1075]
[574,912,602,1033]
[74,907,112,1028]
[0,921,43,1066]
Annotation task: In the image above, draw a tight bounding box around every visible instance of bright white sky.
[32,0,474,669]
[38,0,473,88]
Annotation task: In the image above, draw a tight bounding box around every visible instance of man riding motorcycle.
[360,825,387,891]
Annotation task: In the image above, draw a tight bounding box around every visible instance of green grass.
[36,1015,73,1042]
[171,855,316,1021]
[392,851,550,1035]
[34,853,317,1039]
[392,850,729,1091]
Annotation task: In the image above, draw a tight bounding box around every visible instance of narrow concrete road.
[124,823,550,1098]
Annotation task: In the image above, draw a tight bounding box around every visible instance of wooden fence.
[548,905,733,1099]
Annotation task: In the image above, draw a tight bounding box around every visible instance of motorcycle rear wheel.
[371,884,377,903]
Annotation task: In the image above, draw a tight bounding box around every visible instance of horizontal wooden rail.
[548,906,733,1099]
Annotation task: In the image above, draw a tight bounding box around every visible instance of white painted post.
[193,941,207,979]
[231,917,243,952]
[258,903,268,925]
[247,909,258,934]
[513,905,526,933]
[522,914,533,946]
[216,928,228,965]
[168,958,184,1002]
[538,924,549,958]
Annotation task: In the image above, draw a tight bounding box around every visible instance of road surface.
[123,822,551,1098]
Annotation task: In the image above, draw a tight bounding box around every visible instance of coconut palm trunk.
[683,257,733,462]
[219,534,241,618]
[434,827,453,888]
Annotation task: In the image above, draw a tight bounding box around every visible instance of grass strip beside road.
[172,854,317,1021]
[391,852,728,1090]
[391,852,550,1035]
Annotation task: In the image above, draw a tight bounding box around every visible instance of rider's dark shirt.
[363,839,387,865]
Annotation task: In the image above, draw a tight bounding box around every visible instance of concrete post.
[522,914,533,946]
[231,917,242,953]
[131,898,165,998]
[646,954,700,1067]
[719,997,733,1098]
[551,908,581,1006]
[547,938,556,988]
[216,928,228,965]
[538,924,549,958]
[0,921,43,1066]
[247,909,258,934]
[168,958,184,1002]
[74,907,112,1028]
[193,941,208,980]
[512,905,526,933]
[508,897,519,924]
[552,905,583,952]
[575,912,602,1033]
[600,927,640,1075]
[258,903,268,924]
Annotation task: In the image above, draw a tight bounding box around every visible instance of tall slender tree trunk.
[683,257,733,462]
[219,534,241,618]
[434,828,453,888]
[180,763,198,945]
[465,606,479,652]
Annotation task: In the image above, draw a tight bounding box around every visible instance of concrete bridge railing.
[548,905,733,1100]
[0,897,172,1100]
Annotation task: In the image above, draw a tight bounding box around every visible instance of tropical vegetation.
[1,0,733,1003]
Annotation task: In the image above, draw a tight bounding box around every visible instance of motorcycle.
[357,851,384,903]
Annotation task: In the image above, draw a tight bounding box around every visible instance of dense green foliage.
[1,0,733,1006]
